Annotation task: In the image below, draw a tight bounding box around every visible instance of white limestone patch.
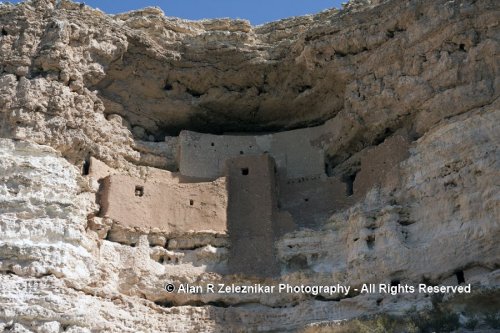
[0,139,93,281]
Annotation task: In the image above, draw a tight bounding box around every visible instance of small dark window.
[240,151,244,155]
[164,82,173,91]
[189,199,194,206]
[304,198,309,202]
[211,142,214,146]
[455,270,465,284]
[390,279,400,287]
[366,235,375,249]
[343,172,358,196]
[241,168,249,176]
[135,185,144,197]
[82,159,90,176]
[1,28,7,36]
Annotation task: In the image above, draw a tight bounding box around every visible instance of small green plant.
[484,313,500,329]
[421,311,460,332]
[463,317,478,331]
[345,314,419,333]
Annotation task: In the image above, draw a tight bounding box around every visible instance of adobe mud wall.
[98,172,228,234]
[1,0,499,330]
[95,130,411,240]
[353,134,410,196]
[225,154,282,277]
[178,125,326,179]
[279,177,352,228]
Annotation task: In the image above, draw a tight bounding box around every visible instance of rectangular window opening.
[241,168,249,176]
[135,185,144,197]
[366,235,375,249]
[390,279,401,287]
[343,172,357,196]
[82,159,90,176]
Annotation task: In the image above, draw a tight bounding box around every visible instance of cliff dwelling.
[94,121,410,276]
[1,0,499,331]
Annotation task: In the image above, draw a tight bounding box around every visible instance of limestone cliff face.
[0,0,499,332]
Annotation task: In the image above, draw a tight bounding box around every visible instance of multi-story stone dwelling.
[95,121,409,276]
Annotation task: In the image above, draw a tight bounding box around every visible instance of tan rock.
[0,0,498,331]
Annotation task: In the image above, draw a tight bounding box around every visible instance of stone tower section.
[225,154,281,277]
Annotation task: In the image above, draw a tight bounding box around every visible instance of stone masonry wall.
[178,125,326,179]
[98,172,228,235]
[225,154,281,277]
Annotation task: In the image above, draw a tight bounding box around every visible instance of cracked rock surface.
[0,0,499,332]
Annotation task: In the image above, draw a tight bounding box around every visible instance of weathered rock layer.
[0,0,499,332]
